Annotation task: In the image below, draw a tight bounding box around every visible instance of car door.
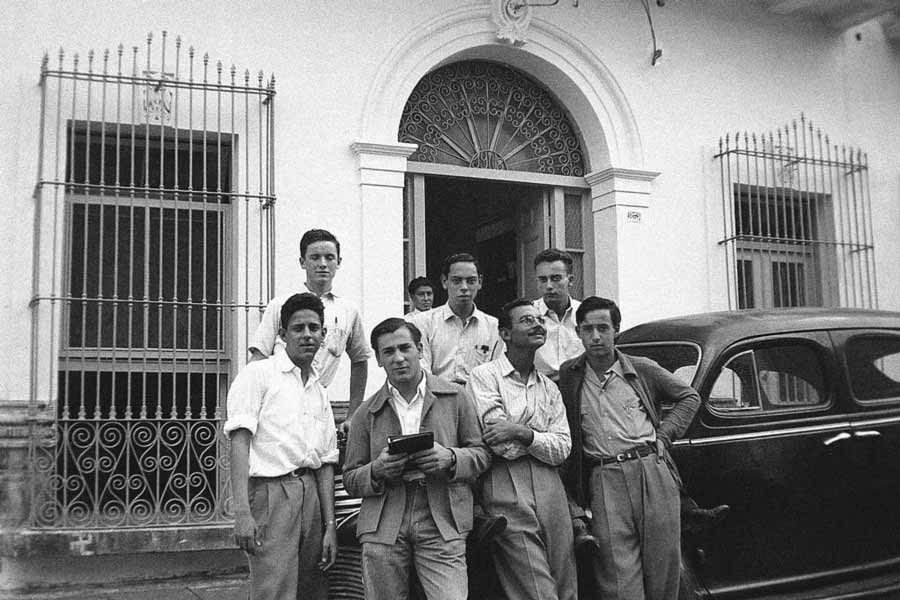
[673,331,857,597]
[829,329,900,576]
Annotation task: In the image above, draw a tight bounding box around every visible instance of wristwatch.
[447,449,457,475]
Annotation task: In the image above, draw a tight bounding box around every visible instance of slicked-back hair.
[498,298,536,331]
[280,292,325,329]
[533,248,574,273]
[407,276,435,297]
[441,252,480,277]
[575,296,622,332]
[370,318,423,355]
[300,228,341,258]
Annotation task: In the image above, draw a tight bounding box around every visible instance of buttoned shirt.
[409,304,503,385]
[580,360,656,459]
[387,373,427,435]
[467,354,571,466]
[533,297,583,381]
[224,345,339,477]
[249,285,372,388]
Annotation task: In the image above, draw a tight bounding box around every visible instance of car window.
[846,335,900,402]
[709,343,826,414]
[617,343,701,384]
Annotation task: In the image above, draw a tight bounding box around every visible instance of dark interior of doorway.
[424,175,538,318]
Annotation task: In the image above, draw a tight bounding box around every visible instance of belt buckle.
[615,452,628,462]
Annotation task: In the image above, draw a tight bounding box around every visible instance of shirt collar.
[439,303,482,323]
[534,296,578,320]
[303,282,336,300]
[273,345,320,380]
[387,371,426,407]
[496,352,538,385]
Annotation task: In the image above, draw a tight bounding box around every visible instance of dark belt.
[251,466,311,482]
[588,443,656,467]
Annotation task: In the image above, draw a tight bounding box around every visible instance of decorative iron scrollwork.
[399,61,585,177]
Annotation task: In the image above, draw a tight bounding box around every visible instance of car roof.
[617,308,900,347]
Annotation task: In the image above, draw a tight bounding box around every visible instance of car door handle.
[853,430,881,438]
[822,432,851,446]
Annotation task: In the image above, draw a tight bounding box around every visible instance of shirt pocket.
[324,326,349,357]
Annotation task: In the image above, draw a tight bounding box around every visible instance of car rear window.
[708,343,827,414]
[845,335,900,403]
[617,343,701,385]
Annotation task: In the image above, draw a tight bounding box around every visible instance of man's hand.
[371,447,408,482]
[410,442,454,476]
[319,522,337,571]
[483,420,532,446]
[234,511,260,555]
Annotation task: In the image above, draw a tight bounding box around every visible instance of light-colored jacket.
[343,374,492,544]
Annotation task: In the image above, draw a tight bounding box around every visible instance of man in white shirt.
[409,253,502,385]
[468,299,577,600]
[226,292,339,600]
[532,249,583,382]
[249,229,371,431]
[405,276,435,317]
[343,318,491,600]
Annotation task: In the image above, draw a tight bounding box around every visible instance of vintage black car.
[617,308,900,599]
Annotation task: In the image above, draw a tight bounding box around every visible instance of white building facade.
[1,0,899,590]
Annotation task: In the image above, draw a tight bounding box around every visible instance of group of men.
[225,228,726,600]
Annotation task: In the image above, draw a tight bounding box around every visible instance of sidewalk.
[0,574,248,600]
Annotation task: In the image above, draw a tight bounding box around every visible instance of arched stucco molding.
[358,3,645,172]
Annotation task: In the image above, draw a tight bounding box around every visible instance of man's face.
[375,326,423,388]
[410,285,434,312]
[442,262,481,313]
[501,304,546,351]
[300,241,341,286]
[279,309,326,368]
[577,309,617,362]
[535,260,573,308]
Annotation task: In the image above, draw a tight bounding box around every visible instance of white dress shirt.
[467,353,571,466]
[409,304,503,384]
[249,284,372,388]
[387,373,427,435]
[533,297,583,381]
[224,345,339,477]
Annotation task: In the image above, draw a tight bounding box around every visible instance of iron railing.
[29,32,275,528]
[716,115,877,310]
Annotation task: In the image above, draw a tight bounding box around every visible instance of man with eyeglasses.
[559,296,700,600]
[467,299,577,600]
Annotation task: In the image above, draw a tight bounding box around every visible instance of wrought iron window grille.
[715,115,877,310]
[29,31,276,529]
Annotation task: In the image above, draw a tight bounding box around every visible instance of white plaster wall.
[2,0,899,404]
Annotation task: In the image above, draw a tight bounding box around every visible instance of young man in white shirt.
[249,229,371,431]
[226,292,339,600]
[532,248,583,382]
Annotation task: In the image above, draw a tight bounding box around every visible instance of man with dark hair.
[468,299,577,600]
[532,248,583,382]
[226,292,338,600]
[249,228,371,431]
[559,296,700,599]
[409,253,502,385]
[406,276,435,317]
[343,317,491,600]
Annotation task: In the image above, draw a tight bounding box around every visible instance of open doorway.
[423,176,542,317]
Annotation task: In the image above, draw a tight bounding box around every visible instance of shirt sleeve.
[318,393,340,465]
[248,297,282,356]
[344,305,372,363]
[526,381,572,466]
[467,365,526,460]
[223,363,265,437]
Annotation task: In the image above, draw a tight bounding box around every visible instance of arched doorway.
[399,60,591,315]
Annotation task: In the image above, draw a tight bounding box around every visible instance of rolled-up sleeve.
[248,297,282,356]
[223,363,264,436]
[345,308,372,363]
[318,399,340,465]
